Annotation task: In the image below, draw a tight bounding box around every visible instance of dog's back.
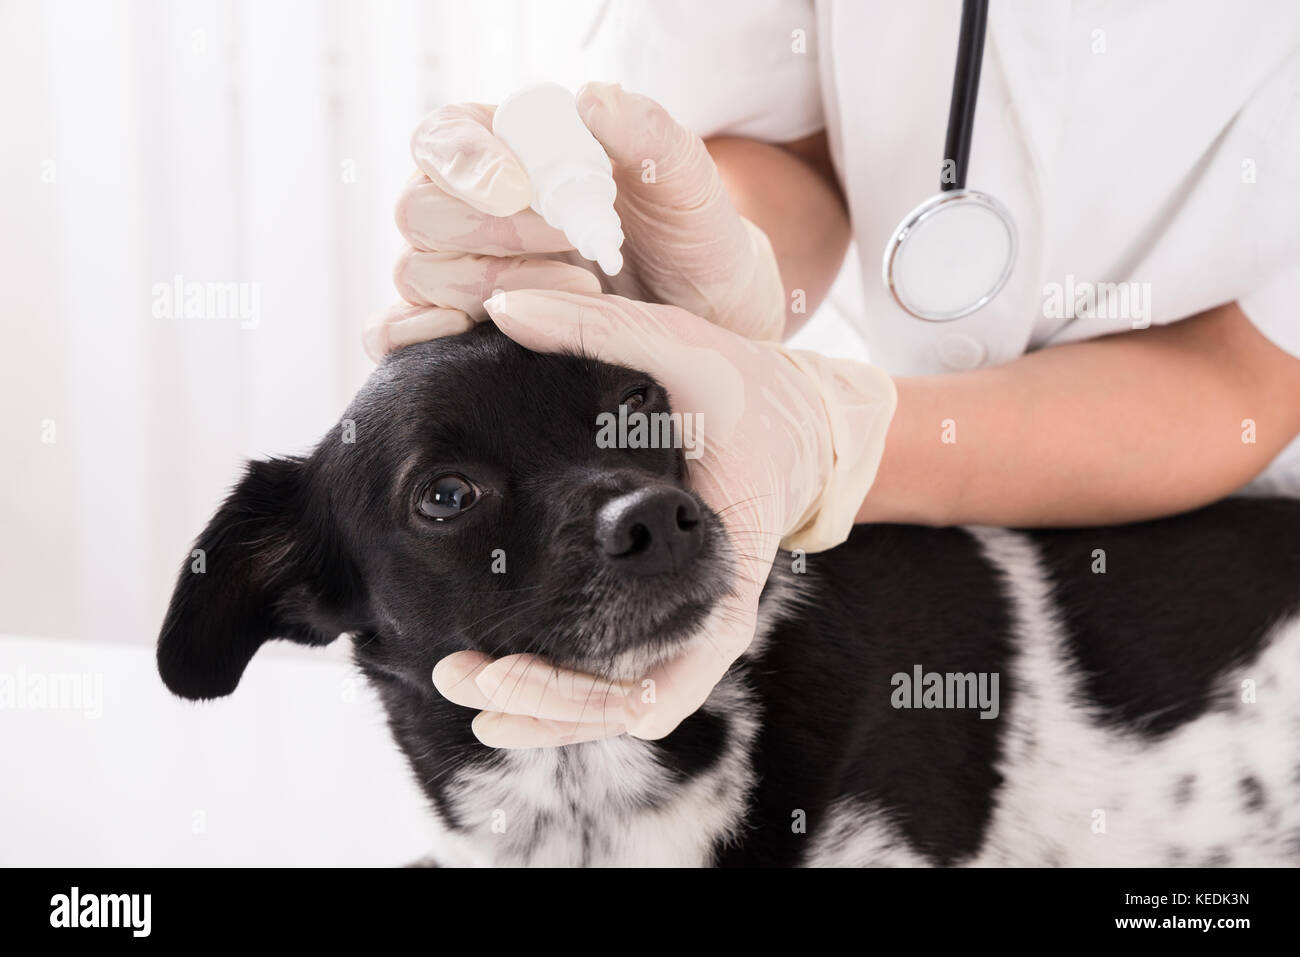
[723,506,1300,866]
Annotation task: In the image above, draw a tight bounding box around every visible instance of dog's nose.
[596,487,702,575]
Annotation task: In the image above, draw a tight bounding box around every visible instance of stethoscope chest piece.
[883,188,1017,322]
[883,0,1017,322]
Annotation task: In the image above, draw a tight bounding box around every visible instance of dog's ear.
[158,457,363,700]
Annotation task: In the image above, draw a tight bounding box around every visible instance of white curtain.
[0,0,606,647]
[0,0,613,865]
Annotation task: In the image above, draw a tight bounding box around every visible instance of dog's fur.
[158,325,1300,866]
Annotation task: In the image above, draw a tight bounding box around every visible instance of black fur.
[716,525,1016,866]
[1026,505,1300,736]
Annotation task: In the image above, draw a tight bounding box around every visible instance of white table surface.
[0,633,435,867]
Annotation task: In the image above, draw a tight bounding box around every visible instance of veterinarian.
[366,0,1300,748]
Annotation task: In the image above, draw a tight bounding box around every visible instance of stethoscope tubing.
[943,0,989,192]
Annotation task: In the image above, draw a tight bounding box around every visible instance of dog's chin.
[567,594,721,682]
[479,589,724,684]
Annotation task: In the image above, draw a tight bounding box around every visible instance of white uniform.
[588,0,1300,495]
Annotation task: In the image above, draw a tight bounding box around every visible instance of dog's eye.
[418,474,478,520]
[621,386,649,412]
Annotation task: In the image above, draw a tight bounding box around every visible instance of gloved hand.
[365,83,786,359]
[432,290,897,747]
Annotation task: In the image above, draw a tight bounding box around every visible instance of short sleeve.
[584,0,823,142]
[1240,265,1300,360]
[1236,48,1300,360]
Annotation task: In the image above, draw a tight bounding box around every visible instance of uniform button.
[937,333,988,370]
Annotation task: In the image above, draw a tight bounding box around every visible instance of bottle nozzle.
[595,247,623,277]
[539,176,625,277]
[493,85,626,277]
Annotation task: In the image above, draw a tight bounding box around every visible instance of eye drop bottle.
[493,83,625,277]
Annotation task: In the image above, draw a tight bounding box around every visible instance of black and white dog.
[158,324,1300,866]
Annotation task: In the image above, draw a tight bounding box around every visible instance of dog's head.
[158,324,731,701]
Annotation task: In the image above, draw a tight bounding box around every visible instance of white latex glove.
[365,83,785,359]
[432,290,897,747]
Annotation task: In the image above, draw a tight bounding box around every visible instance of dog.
[158,323,1300,866]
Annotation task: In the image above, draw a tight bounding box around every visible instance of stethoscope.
[883,0,1017,322]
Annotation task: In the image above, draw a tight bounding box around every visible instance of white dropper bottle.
[493,83,625,277]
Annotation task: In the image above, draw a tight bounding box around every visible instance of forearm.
[705,133,850,336]
[858,302,1300,527]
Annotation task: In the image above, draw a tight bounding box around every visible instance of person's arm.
[706,133,1300,526]
[706,132,849,337]
[858,301,1300,527]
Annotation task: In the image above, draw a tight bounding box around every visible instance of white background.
[0,0,859,865]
